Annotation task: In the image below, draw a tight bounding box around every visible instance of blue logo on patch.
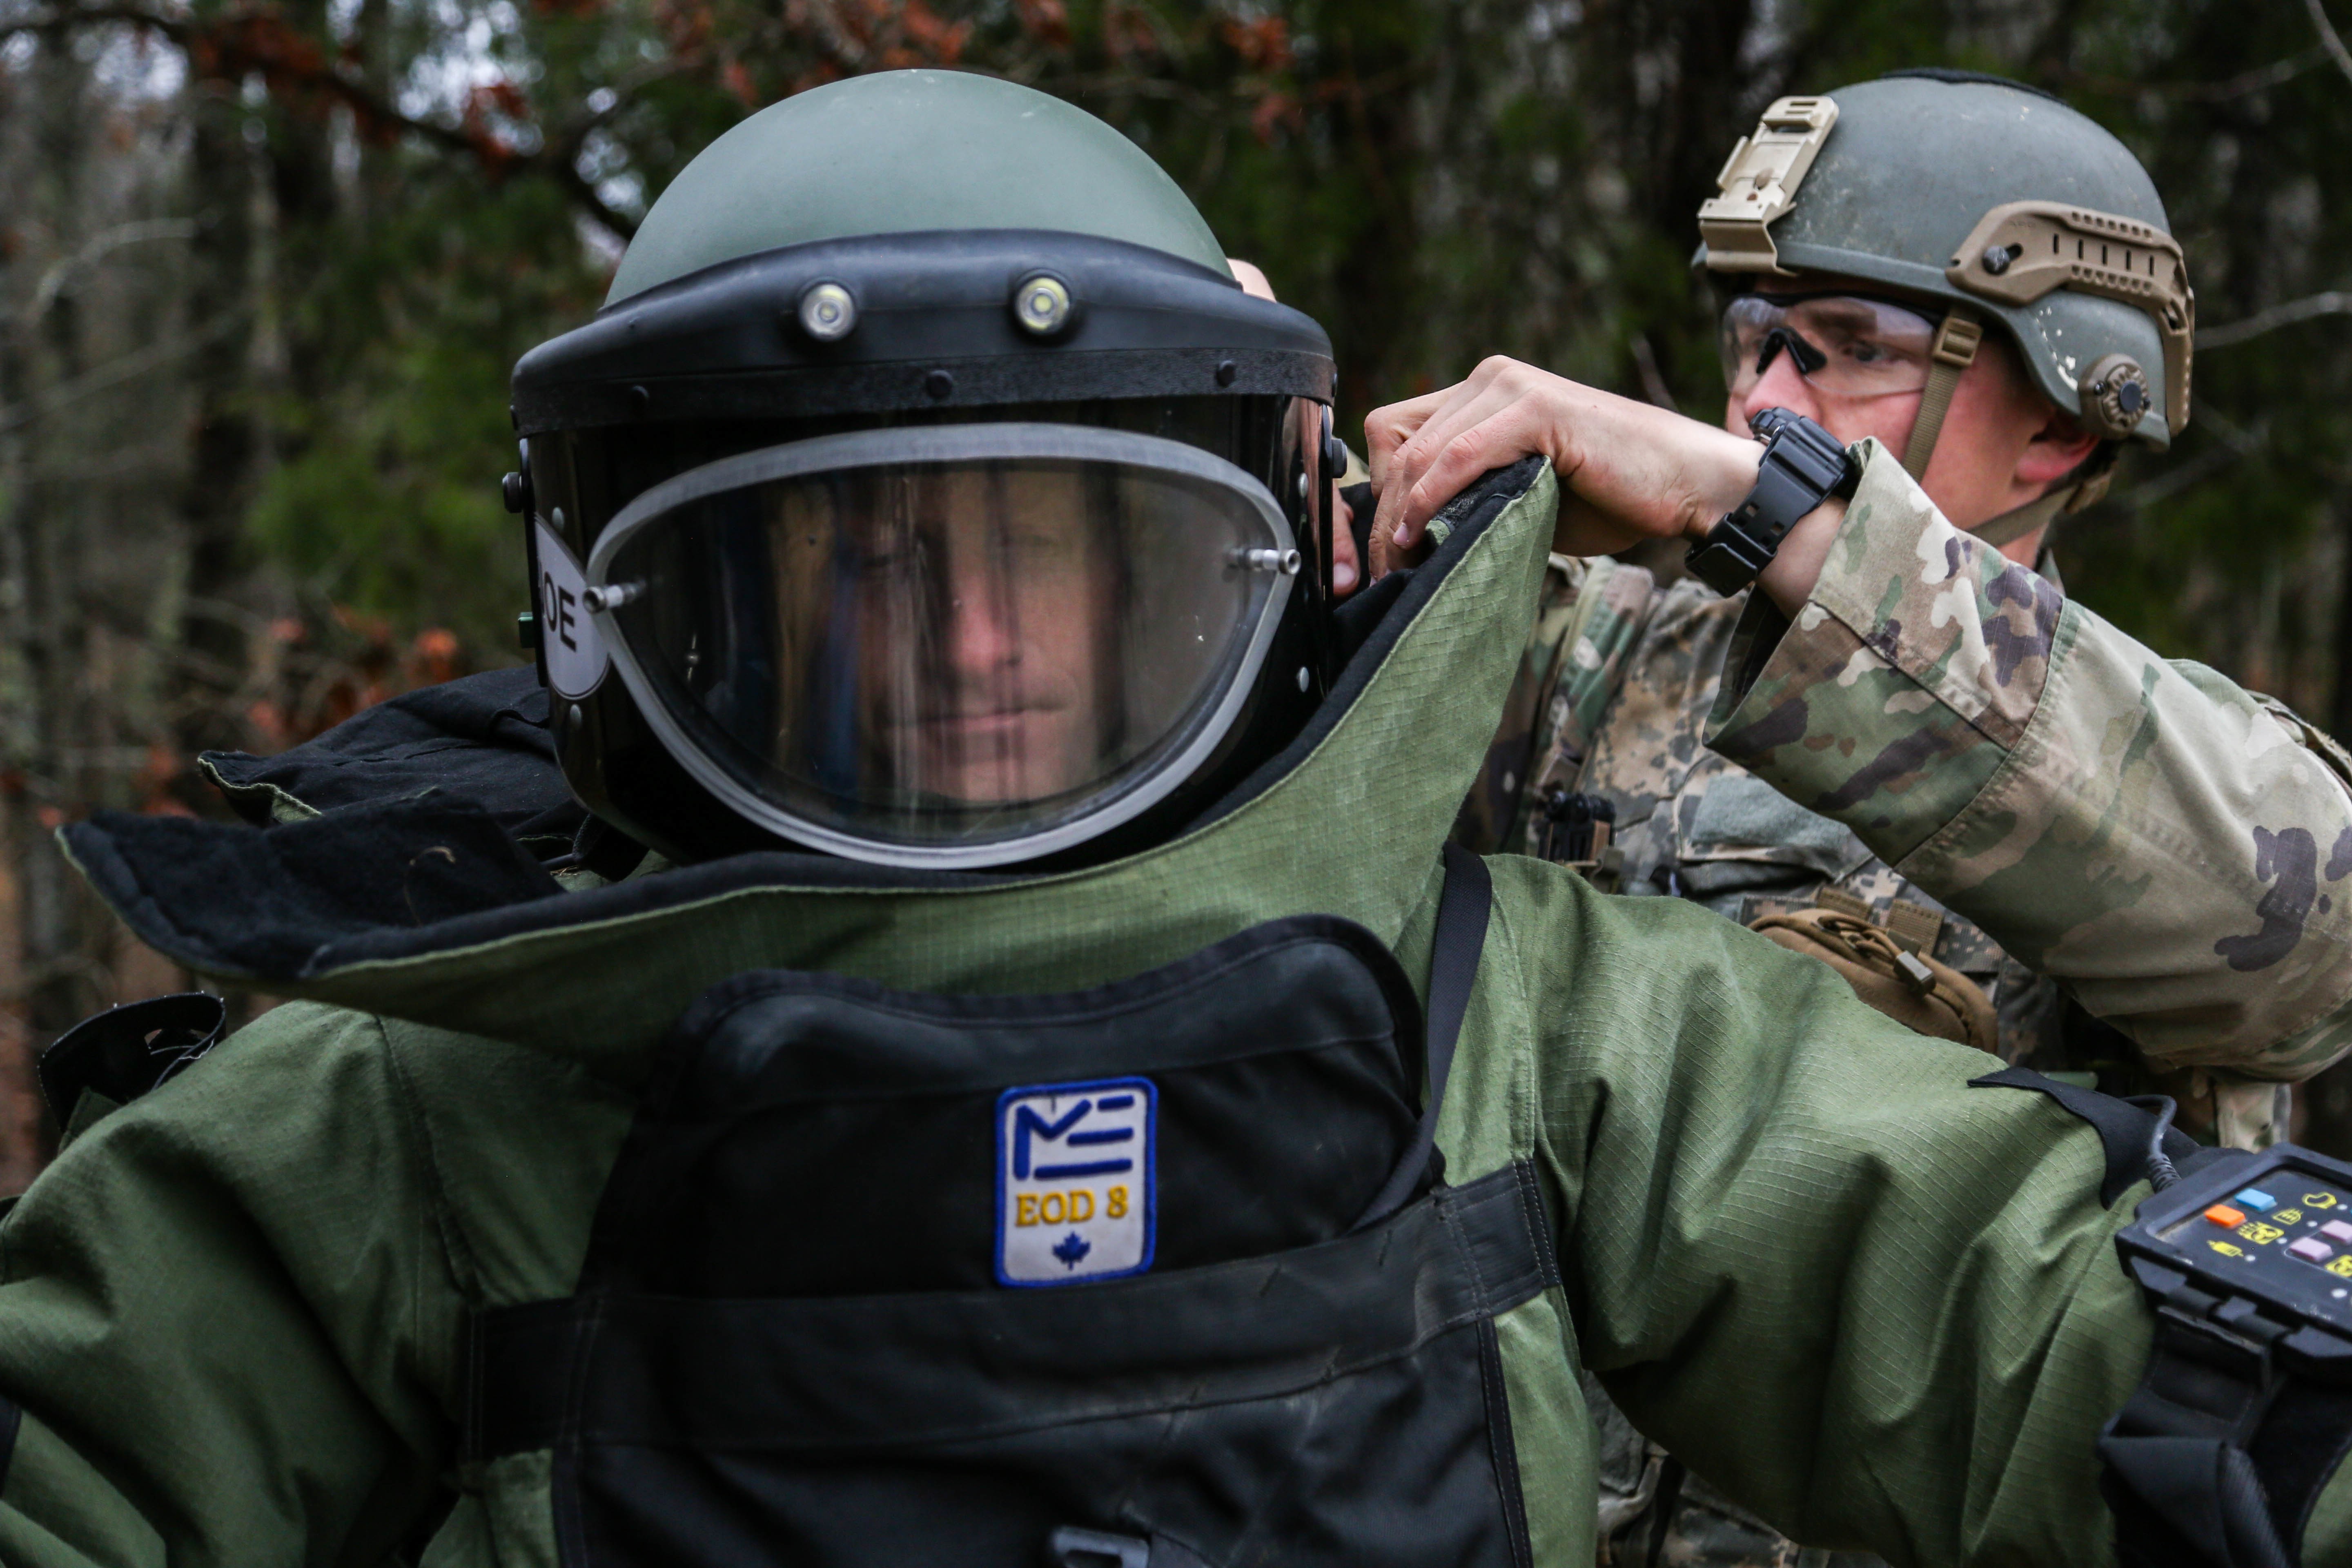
[994,1076,1155,1287]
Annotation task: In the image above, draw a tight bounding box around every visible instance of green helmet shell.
[1699,73,2182,447]
[514,69,1340,870]
[607,70,1231,305]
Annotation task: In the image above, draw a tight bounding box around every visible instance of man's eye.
[847,546,913,579]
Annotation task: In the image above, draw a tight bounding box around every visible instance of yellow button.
[2207,1204,2247,1227]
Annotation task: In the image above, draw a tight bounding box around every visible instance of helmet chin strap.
[1901,302,2109,554]
[1899,305,1983,479]
[1967,476,2106,550]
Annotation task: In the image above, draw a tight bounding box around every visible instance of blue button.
[2235,1189,2278,1212]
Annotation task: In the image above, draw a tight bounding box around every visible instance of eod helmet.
[506,71,1344,869]
[1697,70,2194,541]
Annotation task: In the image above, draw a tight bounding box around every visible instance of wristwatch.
[1683,408,1860,596]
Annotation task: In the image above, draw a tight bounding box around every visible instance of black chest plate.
[590,916,1428,1296]
[467,869,1557,1568]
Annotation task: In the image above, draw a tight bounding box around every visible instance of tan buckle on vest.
[1885,899,1946,957]
[1813,886,1873,921]
[1809,887,1947,960]
[1697,96,1841,278]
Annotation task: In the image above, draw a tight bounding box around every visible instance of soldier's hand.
[1362,358,1767,579]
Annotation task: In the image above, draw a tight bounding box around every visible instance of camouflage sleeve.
[1705,438,2352,1080]
[1459,554,1655,855]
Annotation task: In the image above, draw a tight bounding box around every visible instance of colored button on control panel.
[2207,1205,2247,1228]
[2324,1221,2352,1245]
[2236,1189,2279,1212]
[2292,1237,2336,1263]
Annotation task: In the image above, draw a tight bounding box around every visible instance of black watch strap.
[1684,408,1858,597]
[2100,1307,2352,1567]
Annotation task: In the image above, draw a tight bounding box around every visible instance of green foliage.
[245,173,602,647]
[149,0,2352,714]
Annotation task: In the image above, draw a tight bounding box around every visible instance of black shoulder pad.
[38,993,228,1126]
[199,667,581,849]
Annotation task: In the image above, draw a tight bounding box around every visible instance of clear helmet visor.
[583,424,1299,867]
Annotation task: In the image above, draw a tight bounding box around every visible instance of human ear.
[2015,405,2101,490]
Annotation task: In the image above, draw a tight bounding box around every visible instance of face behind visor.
[507,74,1340,870]
[580,423,1301,867]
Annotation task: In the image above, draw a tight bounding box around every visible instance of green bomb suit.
[0,462,2339,1566]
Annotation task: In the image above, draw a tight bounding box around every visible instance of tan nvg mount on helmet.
[1698,71,2195,547]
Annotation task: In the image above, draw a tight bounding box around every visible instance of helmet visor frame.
[582,422,1300,870]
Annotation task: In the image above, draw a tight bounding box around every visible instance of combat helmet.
[1697,69,2193,538]
[504,71,1344,869]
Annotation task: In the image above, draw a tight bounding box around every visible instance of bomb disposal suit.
[1450,71,2352,1568]
[0,69,2347,1568]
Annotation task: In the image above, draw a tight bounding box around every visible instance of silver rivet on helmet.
[1980,243,2018,276]
[1231,546,1301,575]
[797,281,857,342]
[581,581,644,614]
[1011,274,1073,336]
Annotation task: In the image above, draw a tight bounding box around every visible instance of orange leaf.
[1219,13,1292,72]
[1250,89,1301,145]
[1016,0,1070,49]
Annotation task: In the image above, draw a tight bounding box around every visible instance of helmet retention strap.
[1967,461,2114,552]
[1967,486,2071,552]
[1900,306,1984,481]
[1903,303,2103,553]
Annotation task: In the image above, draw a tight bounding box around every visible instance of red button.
[2206,1205,2247,1227]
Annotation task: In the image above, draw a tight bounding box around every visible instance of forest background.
[0,0,2348,1189]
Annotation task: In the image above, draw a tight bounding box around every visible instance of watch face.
[1755,409,1855,495]
[2123,1147,2352,1337]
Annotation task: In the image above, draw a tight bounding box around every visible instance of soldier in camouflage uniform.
[1363,69,2352,1568]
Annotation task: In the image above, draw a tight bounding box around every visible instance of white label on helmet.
[996,1077,1155,1287]
[534,519,608,699]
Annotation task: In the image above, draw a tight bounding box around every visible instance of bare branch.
[2199,291,2352,350]
[19,218,198,328]
[2309,0,2352,90]
[539,53,702,158]
[0,1,175,42]
[0,2,637,236]
[2112,437,2247,512]
[548,155,639,243]
[0,310,247,435]
[2065,49,2328,102]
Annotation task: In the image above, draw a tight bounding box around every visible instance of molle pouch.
[466,847,1557,1568]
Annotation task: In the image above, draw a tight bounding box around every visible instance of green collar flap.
[65,463,1557,1055]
